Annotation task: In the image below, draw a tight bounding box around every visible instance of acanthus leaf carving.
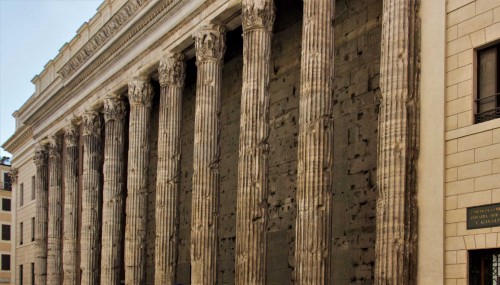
[128,78,154,107]
[103,96,127,122]
[82,110,102,136]
[159,53,186,87]
[194,24,226,62]
[64,124,79,147]
[8,168,18,184]
[34,144,49,166]
[242,0,275,32]
[48,135,62,160]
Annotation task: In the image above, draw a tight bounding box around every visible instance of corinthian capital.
[64,124,79,147]
[8,168,18,184]
[242,0,275,32]
[82,110,102,136]
[103,96,127,122]
[128,77,154,107]
[194,24,226,62]
[34,144,49,166]
[48,135,62,159]
[159,53,186,87]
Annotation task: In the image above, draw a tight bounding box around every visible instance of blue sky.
[0,0,102,157]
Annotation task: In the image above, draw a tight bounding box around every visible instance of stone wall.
[163,0,381,283]
[331,0,381,283]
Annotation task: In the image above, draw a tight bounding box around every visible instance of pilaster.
[191,24,226,285]
[47,135,63,285]
[125,77,154,285]
[375,0,420,284]
[295,0,335,283]
[101,96,127,285]
[155,53,186,284]
[81,110,103,285]
[34,144,49,285]
[235,1,274,284]
[63,124,80,285]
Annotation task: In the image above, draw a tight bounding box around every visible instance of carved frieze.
[103,96,127,122]
[194,24,226,62]
[64,124,79,147]
[242,0,275,32]
[128,78,153,107]
[158,53,186,87]
[58,0,150,79]
[82,110,102,136]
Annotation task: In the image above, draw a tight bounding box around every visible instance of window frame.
[31,176,35,200]
[19,183,24,207]
[1,198,10,212]
[1,224,10,241]
[19,222,23,245]
[0,254,10,271]
[475,41,500,124]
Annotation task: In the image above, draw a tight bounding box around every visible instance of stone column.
[125,77,153,285]
[295,0,335,283]
[63,124,80,285]
[81,110,103,285]
[190,24,225,285]
[375,0,419,284]
[235,1,274,284]
[155,53,185,284]
[47,135,63,285]
[101,96,127,285]
[34,144,49,285]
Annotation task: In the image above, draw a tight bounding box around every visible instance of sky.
[0,0,103,157]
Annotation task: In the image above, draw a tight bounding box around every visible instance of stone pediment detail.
[58,0,150,79]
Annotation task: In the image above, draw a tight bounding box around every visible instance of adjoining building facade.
[1,0,499,284]
[0,161,13,284]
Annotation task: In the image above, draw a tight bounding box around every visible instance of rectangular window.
[31,218,35,242]
[3,173,11,191]
[19,183,23,207]
[476,43,500,123]
[19,264,23,285]
[19,222,23,245]
[1,225,10,241]
[469,248,500,285]
[31,176,35,200]
[1,199,10,212]
[1,254,10,271]
[31,263,34,285]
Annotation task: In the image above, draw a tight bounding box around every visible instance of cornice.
[26,0,237,140]
[26,0,181,128]
[2,126,33,154]
[59,0,151,79]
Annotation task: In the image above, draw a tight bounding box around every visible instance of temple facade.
[2,0,500,284]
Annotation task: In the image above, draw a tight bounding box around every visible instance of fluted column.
[190,24,226,285]
[295,0,335,284]
[81,110,103,285]
[47,135,63,285]
[101,96,127,285]
[63,124,80,285]
[375,0,419,284]
[235,1,274,284]
[34,144,49,285]
[125,77,153,285]
[155,53,186,284]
